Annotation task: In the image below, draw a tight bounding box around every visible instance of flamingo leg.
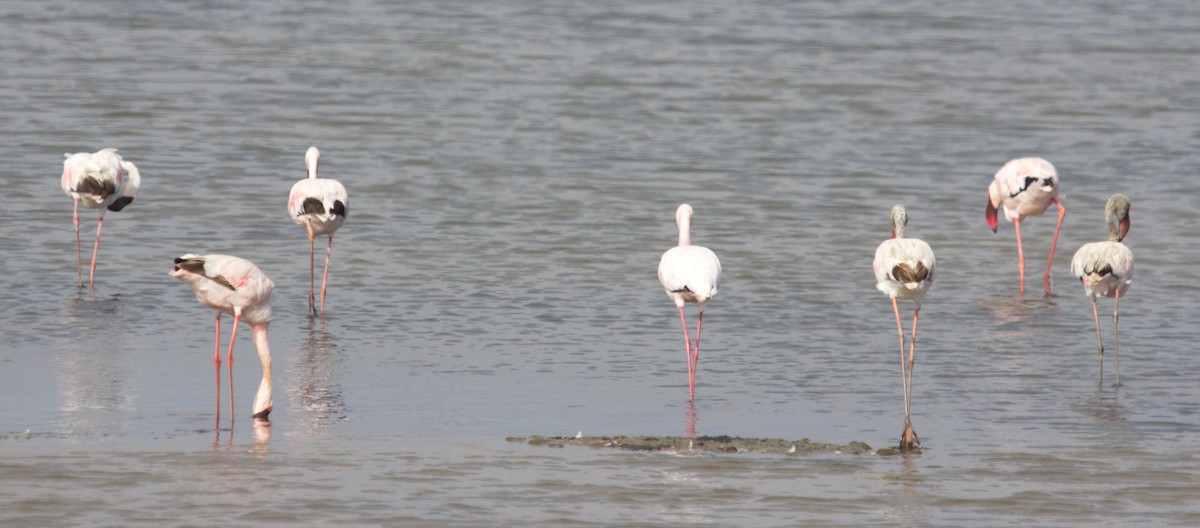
[901,306,921,450]
[693,308,704,397]
[1043,201,1066,293]
[73,199,82,288]
[306,224,316,316]
[213,312,222,428]
[1112,290,1121,388]
[88,211,105,287]
[676,305,694,402]
[1014,217,1026,294]
[891,298,908,416]
[1090,296,1104,386]
[319,234,333,316]
[226,312,241,426]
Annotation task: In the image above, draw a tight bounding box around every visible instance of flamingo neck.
[250,324,273,417]
[678,225,692,246]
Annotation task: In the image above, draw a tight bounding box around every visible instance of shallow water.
[3,1,1200,526]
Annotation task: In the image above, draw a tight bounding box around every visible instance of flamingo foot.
[899,416,921,451]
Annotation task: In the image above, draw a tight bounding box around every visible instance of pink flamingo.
[288,146,348,316]
[874,204,936,450]
[170,254,274,425]
[657,204,721,402]
[60,148,141,287]
[1070,194,1133,387]
[986,157,1065,294]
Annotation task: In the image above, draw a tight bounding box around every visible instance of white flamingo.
[1070,194,1133,387]
[657,204,721,402]
[874,204,935,450]
[170,254,275,425]
[986,157,1065,294]
[288,146,348,316]
[60,148,141,287]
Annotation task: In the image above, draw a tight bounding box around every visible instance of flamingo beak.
[1117,214,1130,242]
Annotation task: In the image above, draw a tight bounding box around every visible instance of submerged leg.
[1043,201,1065,293]
[900,306,921,450]
[88,212,105,287]
[213,313,222,427]
[693,308,705,397]
[1014,218,1026,294]
[73,199,82,288]
[226,312,242,426]
[319,234,334,316]
[677,305,694,402]
[1112,290,1122,388]
[307,225,316,316]
[891,298,908,416]
[1091,296,1104,386]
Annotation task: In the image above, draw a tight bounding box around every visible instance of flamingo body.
[873,204,934,450]
[986,157,1065,293]
[288,146,348,316]
[170,254,274,423]
[1070,194,1133,386]
[657,204,721,402]
[60,148,141,287]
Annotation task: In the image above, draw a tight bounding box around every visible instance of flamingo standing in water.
[657,204,721,402]
[986,157,1065,294]
[170,254,274,425]
[60,148,141,287]
[288,146,348,316]
[1070,194,1133,387]
[874,204,935,450]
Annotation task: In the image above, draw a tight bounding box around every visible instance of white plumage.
[657,204,721,402]
[986,157,1065,294]
[60,148,142,287]
[1070,193,1133,387]
[287,146,348,316]
[873,204,934,450]
[170,254,275,424]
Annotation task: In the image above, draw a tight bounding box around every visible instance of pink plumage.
[60,148,141,287]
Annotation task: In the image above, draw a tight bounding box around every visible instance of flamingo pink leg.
[213,313,222,427]
[1090,296,1104,385]
[88,212,105,287]
[1043,201,1066,293]
[676,306,694,401]
[1113,289,1121,388]
[306,224,316,315]
[73,199,82,287]
[1014,217,1026,294]
[319,234,334,316]
[890,298,908,415]
[693,309,705,395]
[226,312,241,425]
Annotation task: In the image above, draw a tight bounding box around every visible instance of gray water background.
[2,1,1199,526]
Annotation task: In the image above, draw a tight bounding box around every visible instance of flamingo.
[986,157,1065,294]
[873,204,936,450]
[657,204,721,402]
[60,148,141,287]
[1070,194,1133,387]
[170,254,274,425]
[288,146,348,316]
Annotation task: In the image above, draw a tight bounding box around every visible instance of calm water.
[3,1,1200,526]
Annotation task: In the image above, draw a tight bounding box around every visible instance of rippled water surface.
[3,1,1200,526]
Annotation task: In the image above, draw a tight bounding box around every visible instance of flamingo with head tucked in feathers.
[986,157,1065,294]
[60,148,141,287]
[288,146,348,316]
